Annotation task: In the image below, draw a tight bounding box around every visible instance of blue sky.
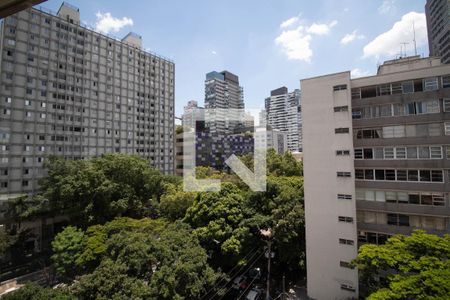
[41,0,429,116]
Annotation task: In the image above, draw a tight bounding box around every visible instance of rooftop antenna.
[401,42,409,57]
[412,21,418,56]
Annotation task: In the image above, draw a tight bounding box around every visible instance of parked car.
[247,267,261,280]
[245,288,262,300]
[232,275,248,290]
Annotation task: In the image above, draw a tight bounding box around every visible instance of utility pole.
[266,240,272,300]
[282,273,286,300]
[261,228,273,300]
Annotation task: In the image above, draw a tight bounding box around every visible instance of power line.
[216,251,265,300]
[199,247,261,300]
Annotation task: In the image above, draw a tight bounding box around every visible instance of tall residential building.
[265,87,302,152]
[426,0,450,64]
[0,3,175,196]
[301,56,450,299]
[204,70,244,134]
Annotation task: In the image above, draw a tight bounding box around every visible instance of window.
[340,261,354,269]
[375,170,385,180]
[407,170,418,181]
[419,170,431,182]
[333,84,347,91]
[431,170,443,182]
[340,284,356,292]
[430,146,442,159]
[396,170,407,181]
[339,239,354,245]
[334,106,348,112]
[384,147,394,159]
[336,150,351,156]
[355,169,364,179]
[444,99,450,112]
[385,170,396,180]
[407,147,418,159]
[335,128,349,134]
[442,75,450,88]
[337,172,351,177]
[423,77,439,91]
[354,149,363,159]
[402,81,414,93]
[363,148,373,159]
[22,180,29,187]
[337,194,352,200]
[446,147,450,159]
[374,148,384,159]
[338,216,353,223]
[445,123,450,136]
[395,147,406,159]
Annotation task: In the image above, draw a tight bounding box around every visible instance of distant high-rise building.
[243,111,254,128]
[426,0,450,63]
[301,56,450,299]
[265,87,302,152]
[0,3,175,197]
[182,100,204,131]
[259,109,267,127]
[204,70,244,134]
[254,127,287,154]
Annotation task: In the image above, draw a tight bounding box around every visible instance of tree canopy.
[26,154,177,226]
[52,218,222,299]
[353,230,450,299]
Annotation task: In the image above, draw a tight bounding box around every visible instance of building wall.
[301,72,358,299]
[426,0,450,63]
[301,56,450,299]
[0,4,174,196]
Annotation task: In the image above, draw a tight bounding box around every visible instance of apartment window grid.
[355,169,444,183]
[354,123,445,139]
[0,8,175,193]
[351,75,448,100]
[354,145,444,160]
[352,99,440,120]
[355,189,446,206]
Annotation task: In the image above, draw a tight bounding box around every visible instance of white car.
[245,288,262,300]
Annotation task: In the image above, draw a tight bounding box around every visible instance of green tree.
[159,183,197,220]
[29,154,174,225]
[51,226,85,278]
[184,183,249,263]
[353,230,450,299]
[52,218,221,300]
[241,148,303,177]
[71,258,152,300]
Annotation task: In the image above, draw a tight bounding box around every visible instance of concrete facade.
[426,0,450,64]
[301,56,450,299]
[0,3,175,196]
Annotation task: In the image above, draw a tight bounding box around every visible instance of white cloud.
[211,50,217,55]
[363,12,427,58]
[275,27,313,62]
[378,0,396,15]
[351,68,372,78]
[275,17,337,62]
[95,12,133,34]
[307,20,338,35]
[340,30,365,45]
[280,16,299,29]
